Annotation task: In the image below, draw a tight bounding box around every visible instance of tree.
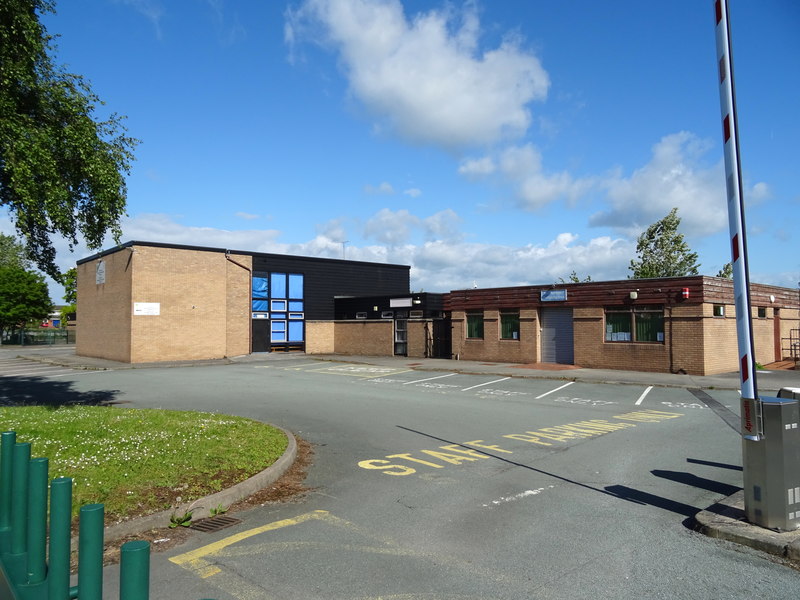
[0,1,138,281]
[0,233,32,270]
[716,262,733,279]
[0,265,52,338]
[558,270,592,284]
[628,208,699,279]
[59,265,76,325]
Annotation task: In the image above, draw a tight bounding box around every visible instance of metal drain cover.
[190,515,242,533]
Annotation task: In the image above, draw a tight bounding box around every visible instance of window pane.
[288,274,304,299]
[252,276,268,298]
[271,300,287,311]
[467,313,484,338]
[270,273,287,298]
[288,300,303,312]
[501,313,520,340]
[605,312,631,341]
[271,321,286,342]
[288,321,304,342]
[635,311,663,342]
[252,299,268,312]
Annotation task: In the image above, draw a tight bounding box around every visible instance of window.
[466,312,484,339]
[757,307,767,318]
[605,305,664,343]
[500,311,520,340]
[356,312,367,319]
[713,305,725,317]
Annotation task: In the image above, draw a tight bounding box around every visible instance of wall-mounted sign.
[390,297,413,308]
[541,289,567,302]
[95,260,106,284]
[133,302,160,316]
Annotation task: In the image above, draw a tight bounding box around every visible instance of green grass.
[0,406,288,522]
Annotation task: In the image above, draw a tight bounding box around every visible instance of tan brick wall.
[333,321,393,356]
[408,320,428,358]
[128,246,231,362]
[305,321,335,354]
[225,253,252,358]
[450,310,538,363]
[76,251,133,362]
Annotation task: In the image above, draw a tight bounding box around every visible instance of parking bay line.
[635,386,654,406]
[462,377,510,392]
[535,381,575,399]
[402,373,458,385]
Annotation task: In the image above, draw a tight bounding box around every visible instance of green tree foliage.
[59,265,76,325]
[628,208,700,279]
[0,0,138,281]
[0,265,52,337]
[716,262,733,279]
[558,270,592,284]
[0,233,32,270]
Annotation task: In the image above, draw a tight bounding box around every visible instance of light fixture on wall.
[629,290,639,300]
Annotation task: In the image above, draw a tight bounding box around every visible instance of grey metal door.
[540,307,574,364]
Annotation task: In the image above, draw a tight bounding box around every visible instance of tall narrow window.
[466,312,484,339]
[500,311,520,340]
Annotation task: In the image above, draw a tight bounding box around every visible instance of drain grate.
[190,515,242,533]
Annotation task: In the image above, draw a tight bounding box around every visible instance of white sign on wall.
[95,260,106,284]
[133,302,160,316]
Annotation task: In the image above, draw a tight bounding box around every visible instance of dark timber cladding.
[252,254,410,320]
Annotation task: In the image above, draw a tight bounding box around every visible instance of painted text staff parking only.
[358,410,683,476]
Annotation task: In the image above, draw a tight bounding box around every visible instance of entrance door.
[394,320,408,356]
[540,307,574,364]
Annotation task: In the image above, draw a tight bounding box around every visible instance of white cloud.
[363,208,419,245]
[590,132,727,237]
[403,188,422,198]
[286,0,549,149]
[364,181,395,195]
[235,212,260,220]
[459,144,594,208]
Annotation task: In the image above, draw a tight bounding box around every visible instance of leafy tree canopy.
[0,233,32,270]
[0,265,52,336]
[0,0,138,281]
[628,208,700,279]
[716,262,733,279]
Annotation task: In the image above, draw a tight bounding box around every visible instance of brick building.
[445,276,800,375]
[76,241,410,362]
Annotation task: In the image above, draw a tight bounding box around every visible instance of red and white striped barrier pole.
[714,0,761,440]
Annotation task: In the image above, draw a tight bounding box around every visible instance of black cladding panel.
[251,254,409,320]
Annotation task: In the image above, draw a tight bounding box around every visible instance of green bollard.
[77,503,104,600]
[120,540,150,600]
[48,477,73,600]
[0,431,15,530]
[10,442,31,556]
[25,458,48,585]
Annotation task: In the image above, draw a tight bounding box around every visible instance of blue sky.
[4,0,799,299]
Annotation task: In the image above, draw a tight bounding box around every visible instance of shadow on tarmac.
[0,375,121,407]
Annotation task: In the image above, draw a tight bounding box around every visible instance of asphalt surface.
[4,345,800,599]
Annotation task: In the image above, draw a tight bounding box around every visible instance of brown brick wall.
[407,320,428,358]
[306,321,335,354]
[76,251,133,362]
[450,310,538,363]
[333,321,394,356]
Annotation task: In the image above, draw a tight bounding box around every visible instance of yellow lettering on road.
[357,459,416,476]
[386,453,444,468]
[465,440,514,454]
[614,409,683,423]
[420,449,481,464]
[438,444,491,460]
[503,433,553,446]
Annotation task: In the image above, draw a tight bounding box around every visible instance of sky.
[3,0,799,300]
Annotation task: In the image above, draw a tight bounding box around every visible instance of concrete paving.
[7,345,800,569]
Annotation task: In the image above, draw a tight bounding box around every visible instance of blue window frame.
[270,273,287,298]
[252,299,268,312]
[252,276,268,298]
[289,274,304,299]
[271,300,287,311]
[288,300,303,312]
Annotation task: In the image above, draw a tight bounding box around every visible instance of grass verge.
[0,405,288,524]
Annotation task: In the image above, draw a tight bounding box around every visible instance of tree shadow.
[0,375,122,407]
